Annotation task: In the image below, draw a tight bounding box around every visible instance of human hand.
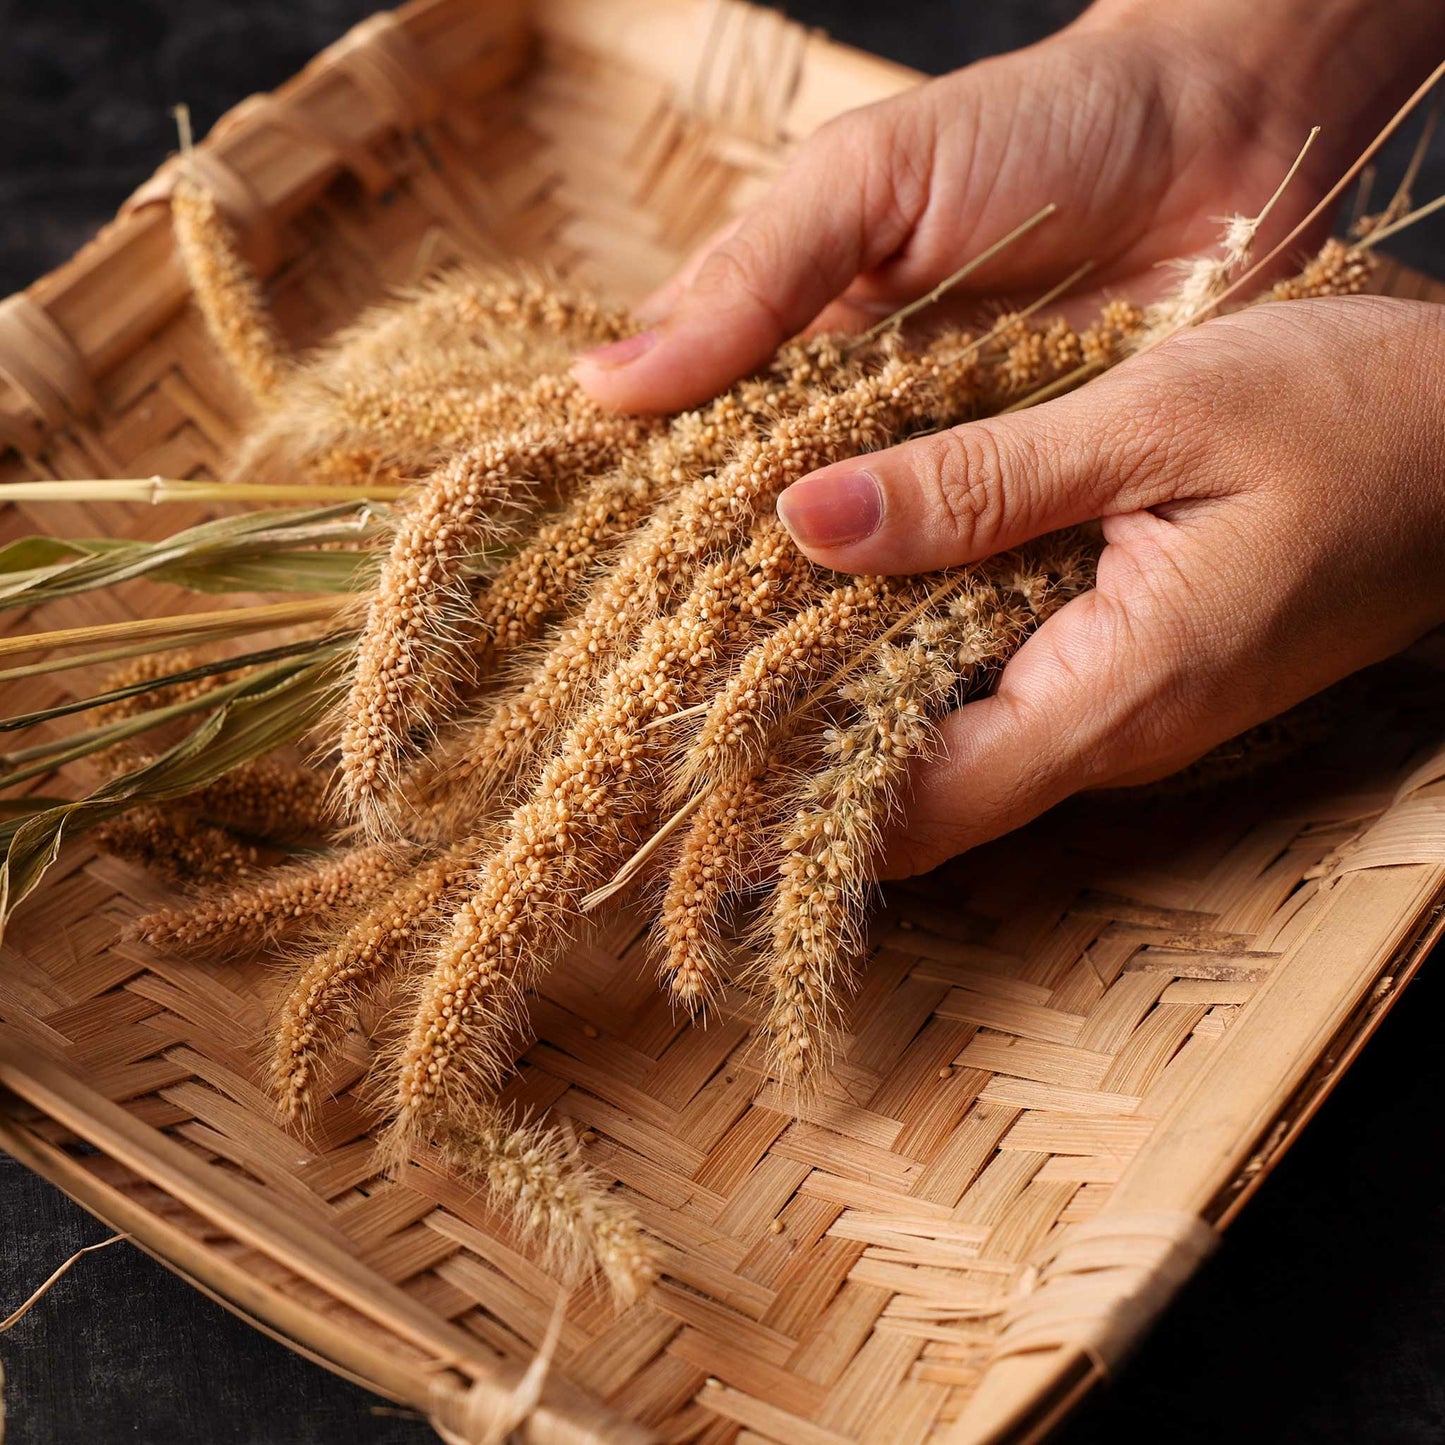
[763,295,1445,875]
[571,0,1439,415]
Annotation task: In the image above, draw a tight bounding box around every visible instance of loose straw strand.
[0,479,408,505]
[851,202,1059,346]
[0,1233,131,1332]
[1208,58,1445,320]
[429,1291,569,1445]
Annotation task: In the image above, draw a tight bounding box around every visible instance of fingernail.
[777,469,884,549]
[574,329,659,371]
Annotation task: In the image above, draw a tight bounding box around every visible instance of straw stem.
[850,202,1059,347]
[1359,191,1445,250]
[1207,58,1445,318]
[0,478,409,505]
[0,1234,131,1332]
[0,597,352,662]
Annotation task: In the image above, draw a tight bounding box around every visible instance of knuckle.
[805,103,924,252]
[922,423,1014,556]
[690,236,792,335]
[811,107,873,159]
[1113,393,1189,496]
[1081,358,1207,506]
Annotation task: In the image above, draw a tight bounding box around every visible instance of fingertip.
[574,330,660,373]
[571,320,745,414]
[570,329,665,411]
[776,451,944,575]
[570,359,644,413]
[875,823,958,880]
[776,468,884,555]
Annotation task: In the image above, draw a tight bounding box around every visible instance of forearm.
[1076,0,1445,165]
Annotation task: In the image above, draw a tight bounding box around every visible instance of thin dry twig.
[0,1234,132,1332]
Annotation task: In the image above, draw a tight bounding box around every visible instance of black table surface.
[2,3,1443,1442]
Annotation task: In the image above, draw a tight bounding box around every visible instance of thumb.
[572,106,922,414]
[775,355,1190,574]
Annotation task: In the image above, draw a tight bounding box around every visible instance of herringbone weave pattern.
[1,4,1444,1441]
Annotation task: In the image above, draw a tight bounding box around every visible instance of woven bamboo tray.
[1,2,1444,1440]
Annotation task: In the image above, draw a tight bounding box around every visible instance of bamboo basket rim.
[1,3,1444,1442]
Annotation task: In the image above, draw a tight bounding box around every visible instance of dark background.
[1,3,1443,1442]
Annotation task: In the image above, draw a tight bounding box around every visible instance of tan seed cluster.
[189,759,329,843]
[1268,240,1375,301]
[274,845,472,1120]
[655,768,771,1012]
[455,341,985,800]
[227,268,628,488]
[677,577,918,796]
[171,181,290,403]
[393,517,816,1130]
[430,1105,655,1302]
[757,547,1094,1084]
[131,842,414,956]
[96,809,260,886]
[760,629,962,1086]
[467,337,850,671]
[338,393,653,834]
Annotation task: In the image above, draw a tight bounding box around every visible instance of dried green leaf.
[0,504,391,609]
[0,642,350,791]
[0,634,346,735]
[0,647,349,931]
[155,550,378,595]
[0,536,118,577]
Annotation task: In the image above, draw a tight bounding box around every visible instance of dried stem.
[0,597,348,662]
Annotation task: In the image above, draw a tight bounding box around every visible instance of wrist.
[1074,0,1445,174]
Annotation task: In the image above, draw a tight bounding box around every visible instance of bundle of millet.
[112,168,1380,1302]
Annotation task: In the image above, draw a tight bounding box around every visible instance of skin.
[574,0,1445,876]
